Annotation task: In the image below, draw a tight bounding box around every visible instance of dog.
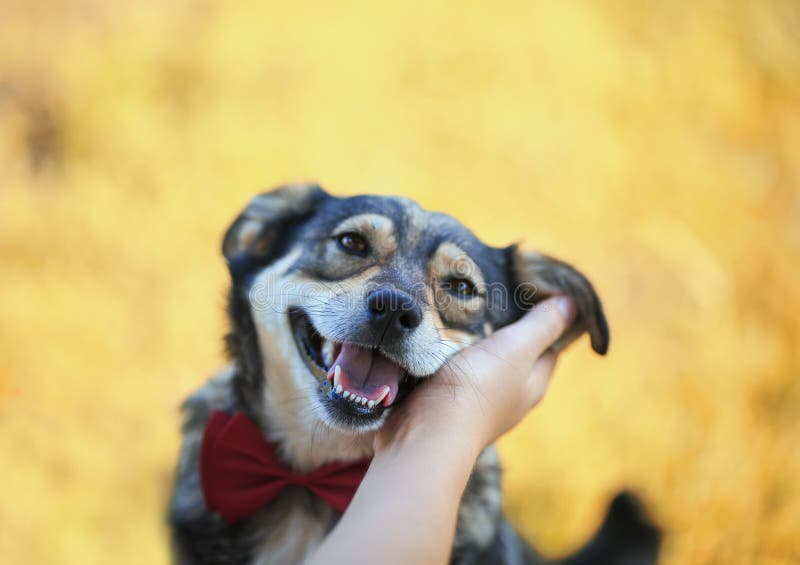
[168,183,660,564]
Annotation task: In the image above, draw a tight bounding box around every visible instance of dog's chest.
[248,490,337,565]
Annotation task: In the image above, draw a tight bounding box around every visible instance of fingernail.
[554,296,576,323]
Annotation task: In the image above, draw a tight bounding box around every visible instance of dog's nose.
[366,288,423,333]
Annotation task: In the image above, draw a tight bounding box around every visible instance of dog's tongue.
[332,344,401,406]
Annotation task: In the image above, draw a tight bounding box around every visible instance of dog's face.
[224,184,608,435]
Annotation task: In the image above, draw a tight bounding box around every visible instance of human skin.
[310,295,577,565]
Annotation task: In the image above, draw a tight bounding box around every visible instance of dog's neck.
[231,360,375,472]
[263,390,375,471]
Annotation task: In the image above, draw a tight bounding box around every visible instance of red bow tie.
[200,411,372,524]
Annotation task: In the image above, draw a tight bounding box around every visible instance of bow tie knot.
[200,411,371,524]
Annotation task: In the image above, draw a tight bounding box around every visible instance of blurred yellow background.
[1,1,799,563]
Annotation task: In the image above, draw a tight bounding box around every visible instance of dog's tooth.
[335,384,343,394]
[321,339,335,368]
[353,395,361,404]
[333,365,341,389]
[367,400,375,409]
[375,386,390,405]
[343,391,350,399]
[361,397,367,406]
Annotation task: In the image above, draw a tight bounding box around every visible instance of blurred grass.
[1,1,799,563]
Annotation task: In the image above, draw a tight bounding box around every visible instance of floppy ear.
[509,247,609,355]
[222,182,328,280]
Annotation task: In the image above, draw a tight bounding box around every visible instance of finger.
[490,296,576,361]
[527,349,559,406]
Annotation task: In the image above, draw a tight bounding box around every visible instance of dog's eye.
[336,232,368,255]
[445,277,477,297]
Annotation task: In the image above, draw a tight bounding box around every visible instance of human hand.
[374,296,576,456]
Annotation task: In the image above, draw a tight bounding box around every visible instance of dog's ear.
[509,246,609,355]
[223,182,328,279]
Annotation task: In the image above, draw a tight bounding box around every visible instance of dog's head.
[224,183,608,434]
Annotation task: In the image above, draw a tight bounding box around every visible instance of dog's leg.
[450,447,504,562]
[168,369,257,565]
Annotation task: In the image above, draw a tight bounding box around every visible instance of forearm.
[309,428,481,565]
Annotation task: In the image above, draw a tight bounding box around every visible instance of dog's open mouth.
[289,308,412,422]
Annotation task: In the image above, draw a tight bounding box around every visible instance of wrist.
[373,415,485,464]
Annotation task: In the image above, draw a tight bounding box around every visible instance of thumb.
[489,295,576,361]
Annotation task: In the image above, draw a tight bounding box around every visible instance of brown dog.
[168,183,659,564]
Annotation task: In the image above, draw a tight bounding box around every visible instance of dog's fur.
[168,183,660,564]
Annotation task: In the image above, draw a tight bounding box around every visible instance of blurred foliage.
[1,1,799,563]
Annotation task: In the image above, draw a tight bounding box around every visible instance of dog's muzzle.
[289,308,419,425]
